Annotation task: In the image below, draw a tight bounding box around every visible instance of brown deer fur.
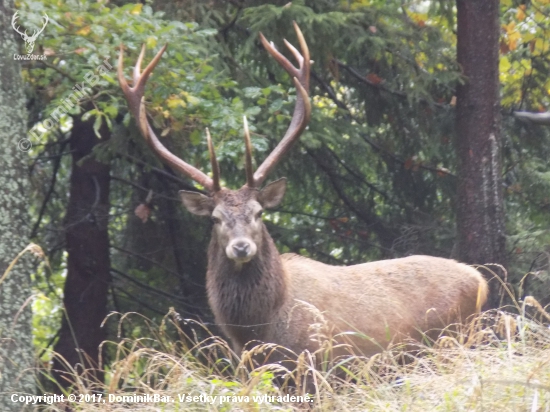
[180,181,489,357]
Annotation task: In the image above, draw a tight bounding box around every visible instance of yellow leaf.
[502,21,516,35]
[146,37,157,49]
[76,26,91,36]
[410,12,427,28]
[187,96,200,106]
[507,30,521,51]
[522,32,535,43]
[131,4,143,14]
[534,11,546,23]
[534,38,548,55]
[516,5,526,21]
[166,96,185,109]
[500,56,511,72]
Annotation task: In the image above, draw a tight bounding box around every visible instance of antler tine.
[252,22,311,187]
[118,44,216,192]
[243,116,255,187]
[283,39,303,68]
[206,128,221,192]
[259,35,298,79]
[133,44,146,86]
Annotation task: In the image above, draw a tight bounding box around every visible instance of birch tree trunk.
[0,0,35,406]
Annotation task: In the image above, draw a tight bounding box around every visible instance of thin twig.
[31,139,69,238]
[117,152,202,192]
[111,176,180,202]
[334,59,448,108]
[110,267,197,307]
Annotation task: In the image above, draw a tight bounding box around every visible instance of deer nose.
[232,241,251,258]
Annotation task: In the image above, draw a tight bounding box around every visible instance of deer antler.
[117,44,219,192]
[118,23,310,193]
[243,116,255,187]
[246,22,311,188]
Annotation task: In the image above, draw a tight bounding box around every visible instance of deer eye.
[211,216,221,224]
[256,210,263,219]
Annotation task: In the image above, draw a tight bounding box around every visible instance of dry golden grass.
[37,301,550,412]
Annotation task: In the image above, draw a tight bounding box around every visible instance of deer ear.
[258,178,287,209]
[179,191,215,216]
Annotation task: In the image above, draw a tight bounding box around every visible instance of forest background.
[1,0,550,402]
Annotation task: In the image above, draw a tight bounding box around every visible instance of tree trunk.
[455,0,507,308]
[0,1,35,406]
[52,116,111,389]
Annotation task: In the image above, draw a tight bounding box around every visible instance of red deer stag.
[118,23,488,359]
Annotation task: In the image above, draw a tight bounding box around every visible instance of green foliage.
[19,0,550,369]
[225,1,463,261]
[497,0,550,280]
[31,260,63,361]
[20,0,251,359]
[500,0,550,110]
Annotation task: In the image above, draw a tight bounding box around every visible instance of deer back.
[272,254,488,356]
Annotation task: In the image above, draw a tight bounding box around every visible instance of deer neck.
[206,225,288,346]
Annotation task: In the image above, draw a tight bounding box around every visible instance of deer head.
[12,11,49,54]
[118,23,311,264]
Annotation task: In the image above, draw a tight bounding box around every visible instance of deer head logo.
[12,11,49,54]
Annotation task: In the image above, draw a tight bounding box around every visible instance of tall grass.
[34,300,550,412]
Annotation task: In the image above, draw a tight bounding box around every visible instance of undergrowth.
[32,300,550,411]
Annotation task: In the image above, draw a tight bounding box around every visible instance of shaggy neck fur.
[206,225,288,349]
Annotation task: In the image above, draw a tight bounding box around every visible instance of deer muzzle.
[226,238,257,262]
